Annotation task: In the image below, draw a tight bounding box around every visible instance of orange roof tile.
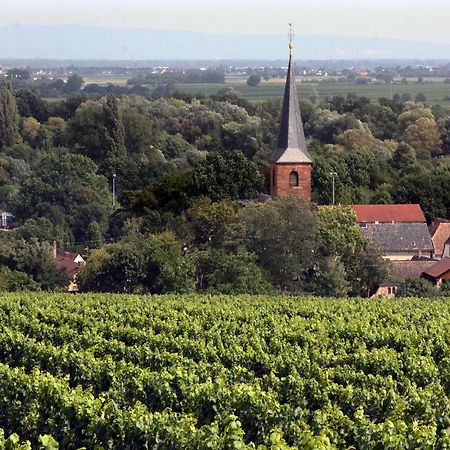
[430,221,450,257]
[352,204,426,223]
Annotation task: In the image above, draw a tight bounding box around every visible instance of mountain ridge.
[1,24,450,60]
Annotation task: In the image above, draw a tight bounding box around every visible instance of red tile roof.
[54,252,82,278]
[352,204,426,223]
[430,221,450,257]
[422,257,450,279]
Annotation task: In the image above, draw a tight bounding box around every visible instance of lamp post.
[112,173,117,209]
[330,171,337,205]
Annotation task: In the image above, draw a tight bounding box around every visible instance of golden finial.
[288,23,294,54]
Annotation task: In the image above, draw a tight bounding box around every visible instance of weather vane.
[288,23,294,54]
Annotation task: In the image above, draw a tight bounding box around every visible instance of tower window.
[289,171,299,187]
[272,170,276,188]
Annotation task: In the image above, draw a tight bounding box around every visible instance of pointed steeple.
[269,50,312,164]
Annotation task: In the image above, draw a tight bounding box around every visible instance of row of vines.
[0,294,450,448]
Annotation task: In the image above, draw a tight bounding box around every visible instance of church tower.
[269,31,312,201]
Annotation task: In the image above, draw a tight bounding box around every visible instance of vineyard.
[1,294,450,449]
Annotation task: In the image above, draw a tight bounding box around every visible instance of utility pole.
[330,171,337,205]
[112,173,117,209]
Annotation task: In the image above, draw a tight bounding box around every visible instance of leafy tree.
[306,256,349,297]
[317,205,366,261]
[85,221,104,247]
[20,116,40,146]
[391,142,417,171]
[206,248,273,294]
[45,117,69,147]
[336,129,376,153]
[102,94,127,177]
[63,74,83,94]
[415,93,427,103]
[228,197,318,291]
[396,278,437,298]
[403,117,441,159]
[184,197,237,248]
[143,232,195,293]
[0,267,40,291]
[0,235,67,290]
[246,75,261,87]
[14,88,49,122]
[14,217,70,244]
[192,151,261,201]
[351,242,390,297]
[79,232,195,294]
[0,80,20,148]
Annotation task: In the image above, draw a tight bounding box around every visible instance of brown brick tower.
[269,43,312,201]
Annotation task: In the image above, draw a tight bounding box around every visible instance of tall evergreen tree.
[0,80,19,148]
[102,94,126,177]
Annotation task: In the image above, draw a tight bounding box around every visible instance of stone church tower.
[269,49,313,201]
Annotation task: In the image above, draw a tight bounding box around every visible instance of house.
[444,238,450,258]
[266,42,444,295]
[52,242,86,292]
[352,204,433,260]
[422,257,450,287]
[430,220,450,259]
[0,211,14,229]
[373,259,437,297]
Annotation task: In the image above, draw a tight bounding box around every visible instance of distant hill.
[1,24,450,61]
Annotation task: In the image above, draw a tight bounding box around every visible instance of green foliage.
[102,94,127,177]
[228,197,318,291]
[184,197,237,247]
[0,236,67,290]
[247,75,262,87]
[192,150,262,201]
[396,278,438,298]
[206,248,274,294]
[0,81,20,149]
[0,294,447,448]
[78,232,195,294]
[350,241,391,297]
[0,267,40,292]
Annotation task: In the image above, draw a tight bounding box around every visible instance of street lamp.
[330,171,337,205]
[112,173,117,209]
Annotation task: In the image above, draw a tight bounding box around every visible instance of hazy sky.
[2,0,450,44]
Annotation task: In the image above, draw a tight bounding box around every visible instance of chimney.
[52,240,57,259]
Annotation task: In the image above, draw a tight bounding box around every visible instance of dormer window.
[289,171,299,187]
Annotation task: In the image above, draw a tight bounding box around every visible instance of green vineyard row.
[0,293,450,448]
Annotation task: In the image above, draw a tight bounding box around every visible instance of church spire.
[269,26,312,164]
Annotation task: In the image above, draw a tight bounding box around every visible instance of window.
[272,170,276,187]
[289,171,299,187]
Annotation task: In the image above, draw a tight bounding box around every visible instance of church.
[268,39,450,293]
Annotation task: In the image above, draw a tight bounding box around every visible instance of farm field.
[1,293,450,448]
[173,81,450,105]
[82,75,130,85]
